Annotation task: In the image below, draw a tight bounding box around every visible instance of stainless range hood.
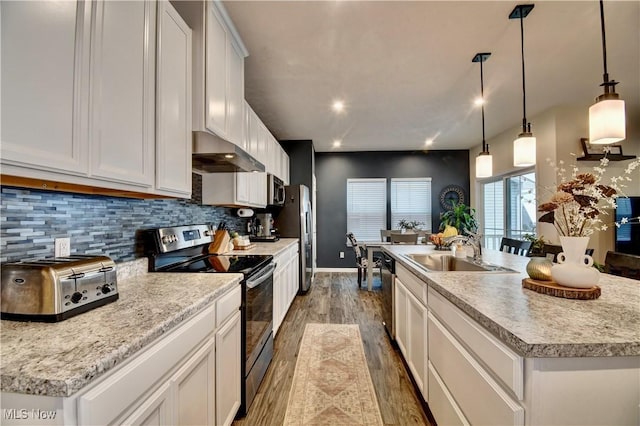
[192,131,265,173]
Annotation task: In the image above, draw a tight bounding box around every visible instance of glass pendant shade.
[476,152,493,178]
[514,133,536,167]
[589,98,625,144]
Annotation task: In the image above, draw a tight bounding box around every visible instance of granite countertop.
[384,245,640,358]
[227,238,298,257]
[0,259,242,397]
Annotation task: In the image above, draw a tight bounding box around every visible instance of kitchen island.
[383,244,640,425]
[1,258,243,425]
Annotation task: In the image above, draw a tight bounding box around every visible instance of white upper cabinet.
[89,0,156,188]
[155,0,192,197]
[1,0,193,197]
[1,1,90,175]
[177,1,247,146]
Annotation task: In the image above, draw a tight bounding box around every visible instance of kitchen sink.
[404,253,518,273]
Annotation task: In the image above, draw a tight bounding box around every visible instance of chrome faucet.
[444,232,483,261]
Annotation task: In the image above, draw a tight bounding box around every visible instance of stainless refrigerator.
[276,185,314,293]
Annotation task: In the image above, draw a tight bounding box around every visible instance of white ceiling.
[223,1,640,152]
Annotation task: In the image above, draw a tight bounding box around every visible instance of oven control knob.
[101,284,111,294]
[71,292,83,304]
[204,230,212,236]
[171,235,178,242]
[161,235,170,244]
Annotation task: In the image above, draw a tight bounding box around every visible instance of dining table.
[362,241,391,291]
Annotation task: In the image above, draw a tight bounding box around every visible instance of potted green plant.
[522,233,547,257]
[397,219,423,232]
[439,202,478,236]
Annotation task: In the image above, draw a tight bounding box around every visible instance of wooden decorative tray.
[233,244,256,251]
[522,278,601,300]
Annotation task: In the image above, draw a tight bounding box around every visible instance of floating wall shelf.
[577,154,636,162]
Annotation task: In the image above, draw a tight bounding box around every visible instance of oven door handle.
[246,262,277,289]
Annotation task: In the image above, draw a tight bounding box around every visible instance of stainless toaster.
[1,255,118,322]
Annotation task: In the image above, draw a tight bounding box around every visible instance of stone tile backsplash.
[1,179,246,263]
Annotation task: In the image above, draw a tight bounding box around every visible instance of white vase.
[551,236,600,288]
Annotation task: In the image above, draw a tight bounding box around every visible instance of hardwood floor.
[233,272,432,426]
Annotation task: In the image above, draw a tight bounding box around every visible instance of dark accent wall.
[280,140,315,197]
[0,174,246,263]
[315,150,469,268]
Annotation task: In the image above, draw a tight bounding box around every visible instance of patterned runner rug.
[284,323,384,425]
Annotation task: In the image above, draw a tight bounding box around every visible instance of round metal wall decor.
[439,185,465,210]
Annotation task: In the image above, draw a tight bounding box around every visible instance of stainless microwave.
[267,174,285,206]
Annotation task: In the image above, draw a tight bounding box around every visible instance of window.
[390,178,432,232]
[482,171,536,250]
[347,178,386,242]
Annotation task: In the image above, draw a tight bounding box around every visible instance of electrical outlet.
[55,238,71,257]
[339,251,344,259]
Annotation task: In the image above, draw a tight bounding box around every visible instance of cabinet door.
[273,265,285,336]
[281,151,290,185]
[89,0,155,187]
[250,172,267,208]
[1,0,90,175]
[155,0,192,197]
[395,279,409,358]
[205,3,228,137]
[121,382,172,426]
[235,173,251,205]
[407,289,428,399]
[215,310,242,426]
[226,42,244,146]
[172,337,216,426]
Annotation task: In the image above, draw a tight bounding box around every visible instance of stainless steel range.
[144,224,274,418]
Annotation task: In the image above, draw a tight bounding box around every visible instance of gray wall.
[0,174,246,263]
[280,140,315,195]
[315,150,470,268]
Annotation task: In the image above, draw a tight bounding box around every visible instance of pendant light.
[473,52,493,178]
[510,4,536,167]
[589,0,625,145]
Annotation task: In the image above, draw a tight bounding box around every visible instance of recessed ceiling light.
[332,100,345,113]
[474,97,485,106]
[224,154,235,159]
[425,139,433,146]
[333,140,342,147]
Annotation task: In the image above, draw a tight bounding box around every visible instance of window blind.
[347,178,386,242]
[390,178,432,231]
[483,180,504,250]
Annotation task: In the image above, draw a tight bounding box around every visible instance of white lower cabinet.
[273,244,299,336]
[122,382,173,426]
[215,310,241,426]
[428,312,524,425]
[173,337,216,426]
[1,285,243,426]
[427,363,469,426]
[394,273,427,400]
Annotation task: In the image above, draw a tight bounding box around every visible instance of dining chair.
[499,237,532,256]
[603,251,640,280]
[380,229,392,242]
[543,244,595,263]
[346,232,382,287]
[391,233,418,244]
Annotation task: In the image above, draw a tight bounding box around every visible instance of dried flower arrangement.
[533,153,640,237]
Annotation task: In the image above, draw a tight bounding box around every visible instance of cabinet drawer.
[428,362,469,426]
[216,284,241,328]
[78,305,216,425]
[428,287,523,399]
[396,264,426,306]
[428,313,524,426]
